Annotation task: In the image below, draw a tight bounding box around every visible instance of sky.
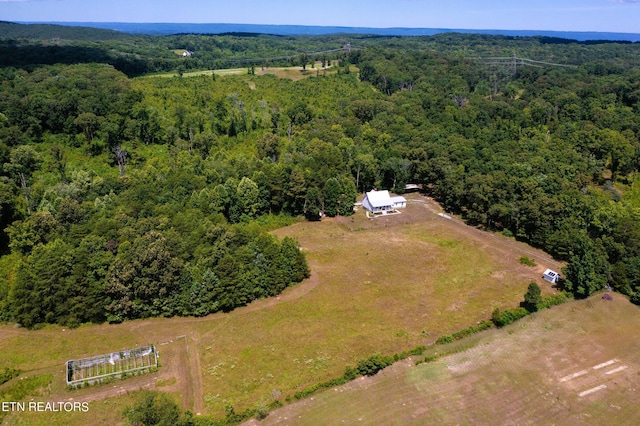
[1,0,640,33]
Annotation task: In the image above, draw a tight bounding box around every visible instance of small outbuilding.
[362,190,407,215]
[543,269,560,283]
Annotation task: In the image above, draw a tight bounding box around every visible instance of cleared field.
[249,294,640,426]
[0,194,563,423]
[256,64,346,80]
[144,68,247,78]
[142,63,349,80]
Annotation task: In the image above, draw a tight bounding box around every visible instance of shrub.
[501,229,514,238]
[124,391,181,426]
[491,307,528,327]
[436,320,493,344]
[0,367,20,386]
[421,354,440,364]
[538,292,569,309]
[293,345,428,402]
[409,345,427,356]
[355,354,394,376]
[518,256,536,266]
[436,334,454,345]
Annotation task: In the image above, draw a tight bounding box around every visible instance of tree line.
[1,32,640,328]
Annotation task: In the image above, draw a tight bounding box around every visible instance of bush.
[0,367,20,386]
[501,229,514,238]
[408,345,427,356]
[435,320,493,344]
[124,391,181,426]
[294,345,427,401]
[435,334,454,345]
[538,292,569,309]
[355,354,394,376]
[419,354,440,364]
[491,307,528,327]
[518,256,536,266]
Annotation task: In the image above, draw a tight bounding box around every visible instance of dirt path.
[412,196,564,272]
[186,333,205,415]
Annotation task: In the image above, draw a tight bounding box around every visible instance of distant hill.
[16,21,640,42]
[0,21,133,41]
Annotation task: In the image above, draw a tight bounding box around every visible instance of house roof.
[364,190,407,208]
[365,190,393,207]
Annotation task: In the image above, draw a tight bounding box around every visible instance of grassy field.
[142,63,351,80]
[250,294,640,425]
[0,194,565,424]
[144,68,247,78]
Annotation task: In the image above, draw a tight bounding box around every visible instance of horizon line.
[9,21,640,36]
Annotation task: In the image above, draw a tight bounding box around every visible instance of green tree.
[256,132,280,161]
[522,282,542,312]
[323,177,342,217]
[74,112,100,142]
[562,236,609,298]
[286,169,307,215]
[304,187,322,221]
[338,176,357,216]
[181,269,220,317]
[10,239,73,327]
[106,231,184,322]
[124,391,181,426]
[280,236,310,283]
[236,176,260,220]
[50,145,67,182]
[4,145,41,213]
[6,211,61,255]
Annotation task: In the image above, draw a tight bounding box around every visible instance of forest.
[0,25,639,328]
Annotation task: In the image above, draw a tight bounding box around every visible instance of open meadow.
[1,194,568,424]
[248,294,640,425]
[143,62,346,80]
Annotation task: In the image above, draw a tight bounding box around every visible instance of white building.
[543,269,560,283]
[362,190,407,215]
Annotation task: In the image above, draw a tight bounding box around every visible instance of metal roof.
[364,190,406,208]
[365,190,392,207]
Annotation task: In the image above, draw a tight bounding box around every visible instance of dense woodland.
[1,24,639,328]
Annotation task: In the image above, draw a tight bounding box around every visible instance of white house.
[543,269,560,283]
[362,190,407,215]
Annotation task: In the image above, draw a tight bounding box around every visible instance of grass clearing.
[141,63,354,81]
[142,68,247,78]
[253,295,640,425]
[0,194,564,423]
